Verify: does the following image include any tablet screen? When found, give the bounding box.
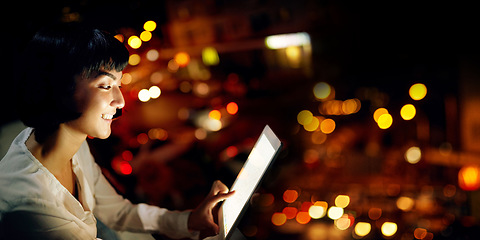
[219,125,281,239]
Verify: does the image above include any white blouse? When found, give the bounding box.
[0,128,199,239]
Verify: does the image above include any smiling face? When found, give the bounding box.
[65,69,125,139]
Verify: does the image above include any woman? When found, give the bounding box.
[0,23,233,239]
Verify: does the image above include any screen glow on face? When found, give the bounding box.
[222,134,275,237]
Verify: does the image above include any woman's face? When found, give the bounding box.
[66,69,125,139]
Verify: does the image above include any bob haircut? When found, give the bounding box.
[16,23,129,144]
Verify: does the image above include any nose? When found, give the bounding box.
[111,85,125,109]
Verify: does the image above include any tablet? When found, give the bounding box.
[218,125,282,240]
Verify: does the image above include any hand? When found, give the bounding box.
[188,180,235,239]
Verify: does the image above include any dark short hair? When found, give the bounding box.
[16,23,129,143]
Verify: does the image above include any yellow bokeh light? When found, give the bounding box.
[335,195,350,208]
[121,73,132,85]
[114,34,124,42]
[202,47,220,66]
[128,36,142,49]
[400,104,416,120]
[354,222,371,237]
[128,54,141,66]
[297,110,313,125]
[377,113,393,129]
[174,52,190,67]
[396,196,415,211]
[208,110,222,120]
[304,116,320,132]
[327,206,344,220]
[381,222,397,237]
[458,165,480,191]
[405,146,421,164]
[409,83,427,100]
[140,31,152,42]
[313,82,331,100]
[373,108,389,122]
[143,20,157,32]
[320,118,336,134]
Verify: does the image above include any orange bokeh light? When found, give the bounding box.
[283,189,299,203]
[296,211,311,224]
[226,102,239,115]
[174,52,190,67]
[271,213,287,226]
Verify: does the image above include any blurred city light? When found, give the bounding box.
[295,211,311,224]
[265,32,311,49]
[458,165,480,191]
[140,31,152,42]
[297,110,313,125]
[138,89,150,102]
[334,195,350,208]
[148,86,161,99]
[143,20,157,32]
[313,82,332,100]
[327,206,344,220]
[271,213,287,226]
[409,83,427,100]
[396,196,415,211]
[377,113,393,129]
[146,49,159,61]
[128,54,141,66]
[405,146,421,164]
[127,35,142,49]
[320,118,335,134]
[174,52,190,67]
[208,110,221,120]
[283,189,299,203]
[202,47,220,66]
[381,222,398,237]
[226,102,238,115]
[400,104,416,120]
[354,222,371,237]
[373,108,389,122]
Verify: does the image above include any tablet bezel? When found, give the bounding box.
[217,125,282,240]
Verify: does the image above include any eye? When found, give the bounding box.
[99,85,112,90]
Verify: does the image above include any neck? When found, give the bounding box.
[26,124,87,174]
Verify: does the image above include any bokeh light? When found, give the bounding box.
[377,113,393,129]
[226,102,238,115]
[304,116,320,132]
[381,222,397,237]
[296,211,311,224]
[334,195,350,208]
[148,86,161,99]
[396,196,415,211]
[174,52,190,67]
[327,206,344,220]
[320,118,335,134]
[400,104,416,120]
[409,83,427,100]
[140,31,152,42]
[282,207,298,219]
[373,108,389,122]
[458,165,480,191]
[143,20,157,31]
[297,110,313,125]
[313,82,332,100]
[405,146,421,164]
[138,89,150,102]
[354,222,371,237]
[208,110,222,120]
[128,35,142,49]
[202,47,220,66]
[128,54,141,66]
[283,189,299,203]
[271,213,287,226]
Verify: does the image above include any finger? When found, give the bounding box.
[208,191,235,205]
[211,180,229,195]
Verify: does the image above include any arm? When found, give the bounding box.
[91,162,198,239]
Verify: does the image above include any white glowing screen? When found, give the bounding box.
[221,134,275,238]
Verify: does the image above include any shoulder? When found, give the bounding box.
[0,128,55,212]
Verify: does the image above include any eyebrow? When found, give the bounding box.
[96,71,118,80]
